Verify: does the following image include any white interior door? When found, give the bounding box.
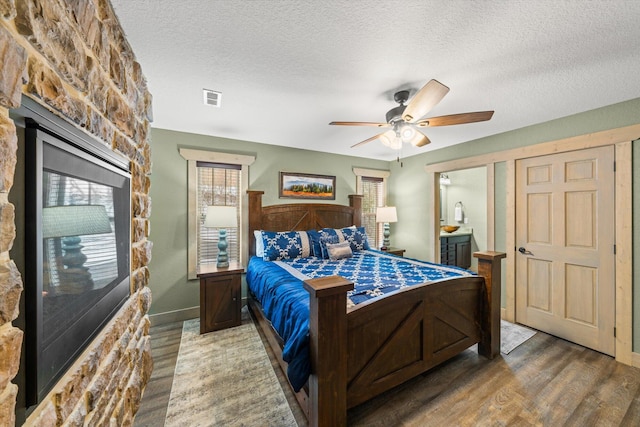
[515,146,615,356]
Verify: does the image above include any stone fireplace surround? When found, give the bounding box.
[1,1,153,425]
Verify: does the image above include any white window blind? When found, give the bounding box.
[196,162,241,269]
[362,176,384,249]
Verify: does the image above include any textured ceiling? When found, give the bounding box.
[110,0,640,161]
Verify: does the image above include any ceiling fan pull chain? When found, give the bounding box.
[396,149,404,168]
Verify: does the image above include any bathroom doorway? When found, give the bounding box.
[439,166,487,271]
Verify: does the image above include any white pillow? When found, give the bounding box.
[254,230,264,257]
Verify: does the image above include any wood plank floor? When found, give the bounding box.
[133,320,183,427]
[134,318,640,426]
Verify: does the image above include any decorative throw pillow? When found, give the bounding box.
[261,230,311,261]
[340,226,370,251]
[308,228,340,257]
[326,241,353,261]
[309,226,370,256]
[319,235,340,259]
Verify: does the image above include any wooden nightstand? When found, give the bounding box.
[197,262,244,334]
[381,247,406,257]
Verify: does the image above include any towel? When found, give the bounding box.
[454,205,463,222]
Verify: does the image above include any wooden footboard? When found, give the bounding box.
[303,251,506,427]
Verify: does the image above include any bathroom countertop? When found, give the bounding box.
[440,227,473,237]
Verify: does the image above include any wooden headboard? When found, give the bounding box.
[247,190,363,256]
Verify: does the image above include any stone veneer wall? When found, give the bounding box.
[0,1,153,425]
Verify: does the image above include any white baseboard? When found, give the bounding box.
[148,298,249,326]
[149,306,199,326]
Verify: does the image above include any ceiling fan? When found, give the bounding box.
[330,79,494,149]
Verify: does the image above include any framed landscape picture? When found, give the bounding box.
[279,172,336,200]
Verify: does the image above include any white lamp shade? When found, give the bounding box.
[204,205,237,228]
[399,124,415,142]
[42,205,112,239]
[376,206,397,223]
[379,130,402,150]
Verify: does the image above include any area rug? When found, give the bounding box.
[164,307,297,427]
[500,320,536,354]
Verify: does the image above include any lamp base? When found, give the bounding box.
[217,228,230,268]
[382,222,391,249]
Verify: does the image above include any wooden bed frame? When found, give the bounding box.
[246,190,506,427]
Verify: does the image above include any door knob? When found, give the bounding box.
[518,247,533,255]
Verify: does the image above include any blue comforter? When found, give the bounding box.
[246,250,474,391]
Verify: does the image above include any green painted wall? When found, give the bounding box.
[147,128,388,315]
[390,97,640,351]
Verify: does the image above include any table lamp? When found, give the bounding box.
[204,205,237,268]
[376,206,397,250]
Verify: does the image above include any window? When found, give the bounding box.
[180,149,255,279]
[361,177,384,247]
[353,168,390,249]
[196,162,240,269]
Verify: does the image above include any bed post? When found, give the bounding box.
[247,190,264,256]
[303,276,354,427]
[348,194,363,227]
[473,251,507,359]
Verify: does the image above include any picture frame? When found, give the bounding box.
[279,172,336,200]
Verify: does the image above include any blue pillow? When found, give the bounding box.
[341,226,370,251]
[261,230,312,261]
[308,228,339,257]
[319,235,340,259]
[309,226,370,256]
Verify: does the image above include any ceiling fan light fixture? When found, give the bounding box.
[399,124,415,143]
[380,130,402,150]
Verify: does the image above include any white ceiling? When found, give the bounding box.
[110,0,640,161]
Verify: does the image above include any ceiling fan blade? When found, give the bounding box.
[410,129,431,147]
[330,121,390,127]
[351,133,386,148]
[402,79,450,122]
[416,111,494,127]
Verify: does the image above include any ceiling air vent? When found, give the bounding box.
[203,89,222,107]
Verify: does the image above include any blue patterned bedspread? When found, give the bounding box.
[246,250,474,391]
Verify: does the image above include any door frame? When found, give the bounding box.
[425,124,640,365]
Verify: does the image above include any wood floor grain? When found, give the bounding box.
[133,320,183,427]
[134,317,640,426]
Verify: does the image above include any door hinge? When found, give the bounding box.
[613,244,617,255]
[614,327,617,337]
[614,161,616,172]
